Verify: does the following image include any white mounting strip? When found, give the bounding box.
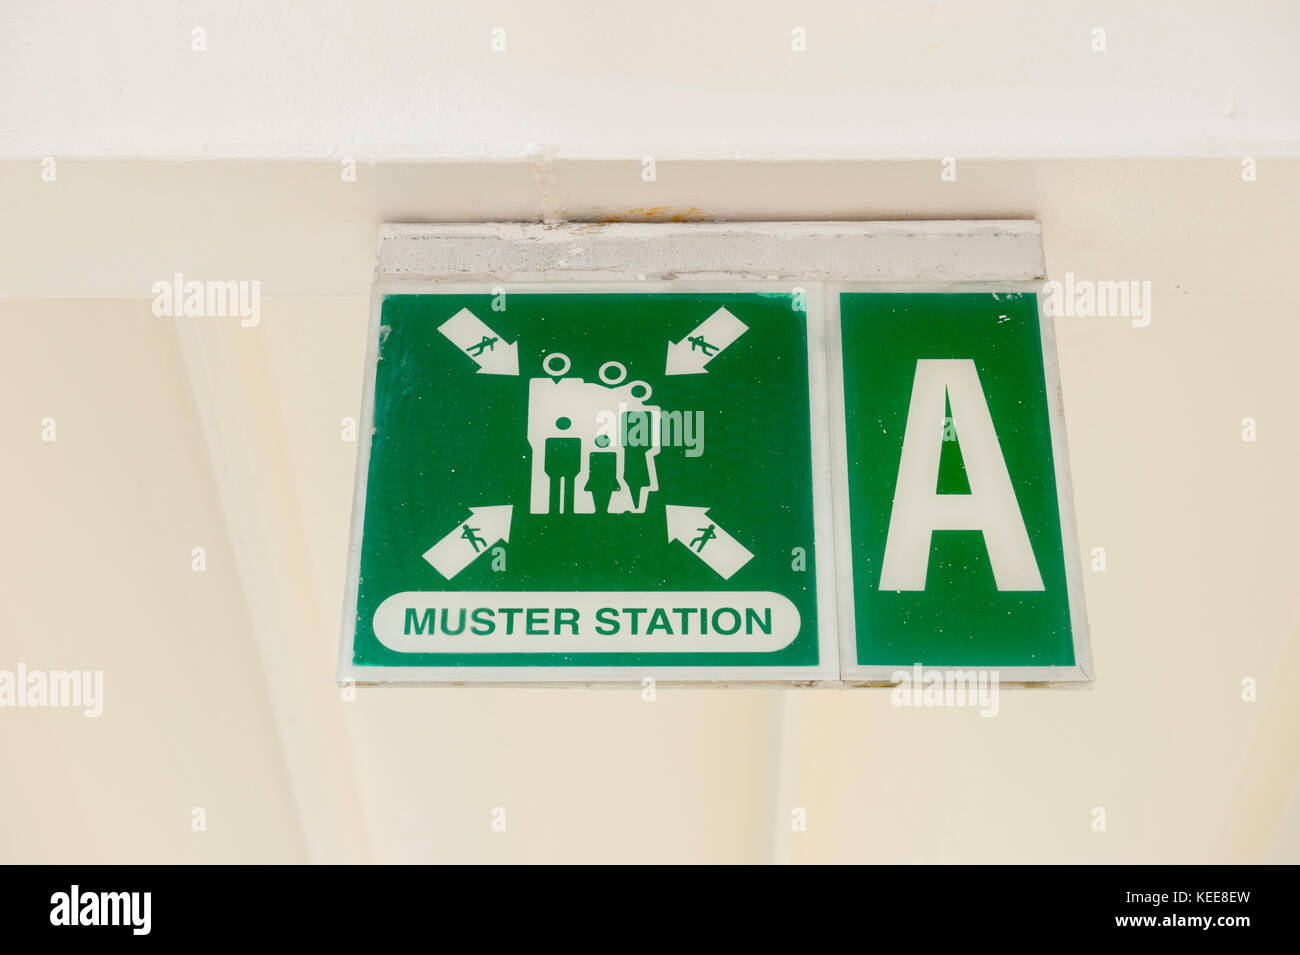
[376,221,1046,283]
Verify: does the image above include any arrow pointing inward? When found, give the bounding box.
[422,505,514,579]
[665,505,754,579]
[437,308,520,376]
[665,307,748,375]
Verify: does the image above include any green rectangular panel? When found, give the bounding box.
[837,291,1081,671]
[344,290,829,679]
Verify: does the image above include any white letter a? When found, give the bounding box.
[880,359,1044,591]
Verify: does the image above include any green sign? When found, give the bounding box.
[340,283,1090,685]
[341,290,835,682]
[833,291,1090,680]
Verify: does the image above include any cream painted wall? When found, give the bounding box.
[0,301,307,862]
[1,158,1296,862]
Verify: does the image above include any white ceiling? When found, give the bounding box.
[3,0,1298,160]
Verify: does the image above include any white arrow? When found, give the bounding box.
[665,307,748,375]
[422,505,514,579]
[437,308,520,376]
[665,505,754,579]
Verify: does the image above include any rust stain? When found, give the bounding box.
[600,206,709,223]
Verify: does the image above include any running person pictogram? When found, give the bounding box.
[460,524,487,552]
[687,335,719,356]
[465,335,498,357]
[689,524,717,552]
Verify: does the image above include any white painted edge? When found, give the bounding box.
[761,689,807,864]
[12,139,1298,162]
[337,279,841,686]
[174,320,371,861]
[828,281,1094,686]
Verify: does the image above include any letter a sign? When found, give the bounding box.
[830,291,1091,682]
[339,224,1092,686]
